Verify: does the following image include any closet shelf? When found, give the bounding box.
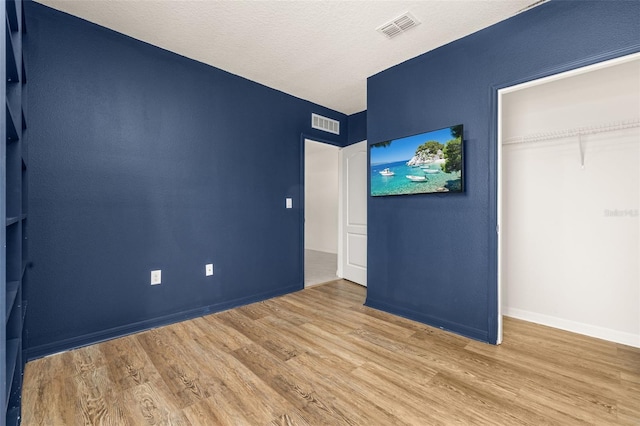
[503,118,640,145]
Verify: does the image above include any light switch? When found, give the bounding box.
[151,270,162,285]
[286,198,293,209]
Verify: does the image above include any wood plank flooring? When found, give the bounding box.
[22,280,639,425]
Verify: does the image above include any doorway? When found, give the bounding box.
[497,53,640,347]
[304,139,340,287]
[304,139,368,288]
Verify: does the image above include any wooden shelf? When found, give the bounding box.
[5,213,24,227]
[5,281,19,324]
[6,405,19,426]
[5,24,18,83]
[5,338,19,407]
[5,99,19,142]
[4,1,26,421]
[5,1,18,33]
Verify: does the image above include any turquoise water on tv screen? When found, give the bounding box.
[370,160,462,196]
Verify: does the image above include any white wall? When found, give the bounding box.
[305,140,339,253]
[501,58,640,347]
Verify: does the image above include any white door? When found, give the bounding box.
[338,141,367,286]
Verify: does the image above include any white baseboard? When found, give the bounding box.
[504,307,639,348]
[304,246,337,255]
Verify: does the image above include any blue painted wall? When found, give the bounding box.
[366,0,640,343]
[348,111,367,145]
[24,3,347,358]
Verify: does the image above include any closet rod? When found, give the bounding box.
[503,118,640,145]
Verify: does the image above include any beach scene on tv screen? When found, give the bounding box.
[370,124,463,196]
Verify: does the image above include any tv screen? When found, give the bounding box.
[370,124,463,196]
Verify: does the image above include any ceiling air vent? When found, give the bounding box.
[377,12,420,39]
[312,113,340,135]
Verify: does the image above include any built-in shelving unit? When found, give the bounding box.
[2,0,26,424]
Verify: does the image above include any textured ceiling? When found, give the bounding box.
[34,0,543,115]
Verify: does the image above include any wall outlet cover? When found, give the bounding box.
[205,264,214,276]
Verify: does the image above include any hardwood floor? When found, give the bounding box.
[22,280,639,425]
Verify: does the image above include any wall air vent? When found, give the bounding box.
[312,113,340,135]
[377,12,420,39]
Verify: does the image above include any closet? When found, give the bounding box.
[500,56,640,347]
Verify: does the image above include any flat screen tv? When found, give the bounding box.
[370,124,463,196]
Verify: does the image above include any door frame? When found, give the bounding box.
[492,49,640,344]
[300,134,343,288]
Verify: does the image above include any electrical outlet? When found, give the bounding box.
[151,270,162,285]
[205,264,214,276]
[286,198,293,209]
